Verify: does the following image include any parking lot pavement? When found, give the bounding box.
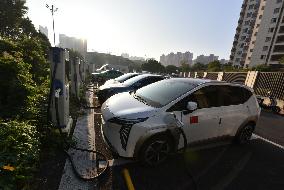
[95,138,284,190]
[94,109,284,190]
[255,111,284,146]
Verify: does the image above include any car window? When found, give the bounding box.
[242,88,253,102]
[115,73,138,82]
[219,85,244,106]
[123,75,150,86]
[142,77,163,86]
[167,85,220,111]
[135,79,198,107]
[132,76,162,88]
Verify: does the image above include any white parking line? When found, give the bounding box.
[252,133,284,149]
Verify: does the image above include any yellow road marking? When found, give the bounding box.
[122,168,135,190]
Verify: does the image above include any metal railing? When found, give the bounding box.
[179,71,284,100]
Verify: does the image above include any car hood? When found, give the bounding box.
[104,79,119,85]
[99,82,125,91]
[92,72,100,75]
[101,92,157,121]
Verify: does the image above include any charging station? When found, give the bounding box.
[49,47,73,134]
[79,59,86,83]
[70,57,81,98]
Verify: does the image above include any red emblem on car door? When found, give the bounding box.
[190,116,198,124]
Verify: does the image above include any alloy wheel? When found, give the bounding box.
[144,140,170,166]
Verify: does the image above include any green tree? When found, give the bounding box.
[207,61,221,72]
[165,65,179,74]
[222,63,235,72]
[180,61,190,72]
[251,64,272,72]
[0,1,53,188]
[191,62,207,71]
[141,59,165,73]
[0,48,36,119]
[0,0,27,38]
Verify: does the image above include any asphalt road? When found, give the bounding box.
[255,111,284,146]
[95,110,284,190]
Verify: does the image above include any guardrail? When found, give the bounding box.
[179,71,284,101]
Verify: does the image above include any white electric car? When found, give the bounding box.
[101,78,261,166]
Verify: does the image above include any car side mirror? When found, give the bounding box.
[187,101,197,111]
[183,101,197,115]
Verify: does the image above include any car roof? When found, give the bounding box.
[165,77,214,85]
[166,77,251,89]
[137,74,163,78]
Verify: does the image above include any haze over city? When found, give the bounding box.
[26,0,243,60]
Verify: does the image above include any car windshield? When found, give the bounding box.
[115,73,138,82]
[135,79,198,107]
[123,75,150,86]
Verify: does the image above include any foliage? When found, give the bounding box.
[222,63,235,72]
[0,121,40,190]
[165,65,179,74]
[251,64,273,72]
[180,62,190,72]
[207,61,221,72]
[190,62,207,71]
[141,59,165,73]
[0,49,35,119]
[279,56,284,65]
[0,0,52,189]
[86,52,142,72]
[0,41,50,124]
[0,0,27,39]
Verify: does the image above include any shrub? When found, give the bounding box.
[0,120,40,189]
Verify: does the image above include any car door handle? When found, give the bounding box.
[219,118,222,125]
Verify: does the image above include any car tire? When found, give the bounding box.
[235,124,254,144]
[272,106,281,114]
[139,134,173,167]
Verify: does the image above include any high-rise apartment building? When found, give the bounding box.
[59,34,87,58]
[121,53,145,61]
[160,51,193,67]
[230,0,284,67]
[39,25,48,38]
[193,54,219,65]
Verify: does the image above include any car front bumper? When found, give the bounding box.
[101,116,132,158]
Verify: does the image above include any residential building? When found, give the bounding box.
[220,59,229,64]
[230,0,284,67]
[59,34,87,58]
[39,25,48,37]
[121,53,145,61]
[160,51,193,67]
[193,54,219,65]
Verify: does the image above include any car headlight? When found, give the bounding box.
[108,117,148,150]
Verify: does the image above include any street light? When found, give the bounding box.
[46,4,58,46]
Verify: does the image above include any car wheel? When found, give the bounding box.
[236,124,254,144]
[139,135,172,167]
[272,106,281,114]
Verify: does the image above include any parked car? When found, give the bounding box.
[101,78,261,166]
[92,70,123,83]
[104,73,140,85]
[97,74,165,104]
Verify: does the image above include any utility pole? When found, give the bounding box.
[46,4,58,47]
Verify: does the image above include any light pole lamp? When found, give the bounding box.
[46,4,58,47]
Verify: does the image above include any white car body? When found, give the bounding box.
[101,78,261,158]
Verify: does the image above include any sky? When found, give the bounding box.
[25,0,243,60]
